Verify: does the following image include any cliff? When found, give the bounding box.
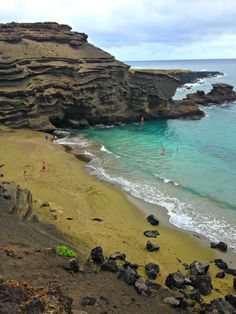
[0,22,203,130]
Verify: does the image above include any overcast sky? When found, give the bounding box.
[1,0,236,61]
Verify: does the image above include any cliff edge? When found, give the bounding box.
[0,22,203,130]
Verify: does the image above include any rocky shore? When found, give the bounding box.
[0,127,236,313]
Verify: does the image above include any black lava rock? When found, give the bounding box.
[210,241,228,252]
[109,252,126,261]
[146,214,159,226]
[145,263,160,280]
[216,271,225,279]
[134,277,152,297]
[189,261,209,276]
[90,246,105,264]
[101,260,119,273]
[165,272,186,289]
[225,268,236,276]
[190,274,212,296]
[118,266,140,286]
[203,298,234,313]
[225,294,236,308]
[146,240,160,252]
[214,258,228,270]
[143,230,160,238]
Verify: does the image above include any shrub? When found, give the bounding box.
[56,245,77,257]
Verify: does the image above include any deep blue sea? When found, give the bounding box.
[58,59,236,250]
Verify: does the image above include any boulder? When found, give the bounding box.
[101,260,119,273]
[146,214,159,226]
[234,278,236,290]
[203,298,235,313]
[216,271,225,279]
[145,280,162,291]
[163,297,188,310]
[225,294,236,308]
[145,263,160,280]
[146,240,160,252]
[184,289,202,303]
[190,274,212,296]
[165,272,186,289]
[134,277,152,297]
[214,258,228,270]
[189,261,209,276]
[109,252,126,261]
[163,297,179,307]
[210,241,228,252]
[68,258,80,273]
[118,266,140,286]
[143,230,160,238]
[90,246,105,264]
[122,261,138,270]
[225,268,236,276]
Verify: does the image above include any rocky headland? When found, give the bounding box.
[0,22,235,131]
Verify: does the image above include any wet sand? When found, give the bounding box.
[0,126,235,301]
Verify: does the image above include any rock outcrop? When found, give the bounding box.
[0,22,205,130]
[176,83,236,110]
[0,181,37,222]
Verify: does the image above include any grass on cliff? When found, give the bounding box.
[129,68,191,74]
[56,245,77,257]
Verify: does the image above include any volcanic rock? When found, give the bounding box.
[190,275,212,296]
[225,294,236,309]
[145,263,160,280]
[216,272,225,279]
[210,241,228,251]
[146,214,159,226]
[118,265,140,286]
[0,22,205,131]
[146,241,160,252]
[90,246,105,264]
[143,230,160,238]
[165,272,186,289]
[134,277,152,297]
[225,268,236,276]
[109,252,126,261]
[189,261,209,276]
[214,258,228,270]
[203,298,235,313]
[234,278,236,290]
[101,260,119,273]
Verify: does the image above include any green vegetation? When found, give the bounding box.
[129,68,191,74]
[56,245,77,257]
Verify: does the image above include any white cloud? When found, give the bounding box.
[0,0,236,60]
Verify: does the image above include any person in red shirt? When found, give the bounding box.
[41,161,46,172]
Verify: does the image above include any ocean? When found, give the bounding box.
[56,59,236,250]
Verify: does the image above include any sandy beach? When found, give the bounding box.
[0,125,235,302]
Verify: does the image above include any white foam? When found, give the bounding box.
[55,136,91,147]
[86,162,236,250]
[100,145,120,158]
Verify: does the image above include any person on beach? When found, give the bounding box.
[41,161,46,173]
[44,134,49,140]
[140,116,144,124]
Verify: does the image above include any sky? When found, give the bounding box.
[0,0,236,61]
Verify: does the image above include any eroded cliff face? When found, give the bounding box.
[0,22,202,130]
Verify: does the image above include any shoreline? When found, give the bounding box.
[0,126,235,302]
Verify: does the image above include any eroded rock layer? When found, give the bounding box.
[0,22,203,130]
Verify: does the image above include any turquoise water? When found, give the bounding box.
[59,59,236,249]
